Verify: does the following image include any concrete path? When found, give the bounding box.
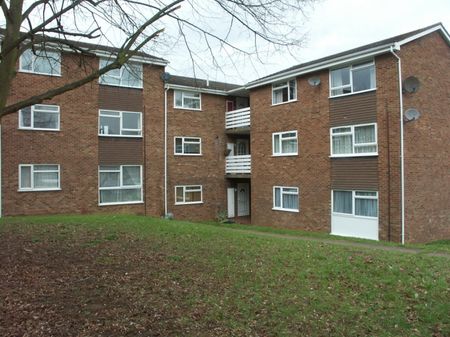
[226,228,450,259]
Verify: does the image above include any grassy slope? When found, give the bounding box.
[1,214,449,336]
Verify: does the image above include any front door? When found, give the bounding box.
[236,139,249,155]
[237,183,250,216]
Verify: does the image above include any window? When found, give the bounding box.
[330,62,375,96]
[273,186,299,212]
[19,104,60,131]
[99,165,142,205]
[19,164,60,191]
[273,131,298,156]
[99,59,143,88]
[175,185,202,205]
[174,137,201,155]
[272,79,296,105]
[19,49,61,76]
[333,190,378,218]
[174,90,201,110]
[331,123,377,156]
[99,110,142,137]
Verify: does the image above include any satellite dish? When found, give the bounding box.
[404,108,421,122]
[403,76,420,93]
[308,77,321,86]
[160,72,171,82]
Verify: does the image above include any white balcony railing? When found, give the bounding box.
[225,107,250,129]
[226,155,251,175]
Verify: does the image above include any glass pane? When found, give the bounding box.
[282,193,298,210]
[175,91,183,107]
[20,166,32,189]
[185,191,201,202]
[120,188,141,202]
[273,134,280,153]
[34,51,59,75]
[289,80,296,100]
[34,165,58,171]
[99,165,120,171]
[282,138,297,153]
[99,115,120,135]
[122,166,141,186]
[100,189,120,204]
[34,171,58,189]
[274,188,281,207]
[33,110,59,129]
[20,107,32,127]
[175,138,183,153]
[355,191,377,197]
[100,188,141,203]
[21,49,33,70]
[332,134,352,154]
[122,112,141,130]
[99,172,120,187]
[352,65,375,92]
[332,127,351,134]
[283,188,298,193]
[331,67,350,88]
[186,186,201,191]
[355,145,377,153]
[121,63,142,87]
[333,191,352,214]
[184,143,200,154]
[176,187,184,203]
[35,104,59,112]
[355,198,378,217]
[184,97,200,109]
[273,88,283,104]
[355,125,375,144]
[122,130,141,136]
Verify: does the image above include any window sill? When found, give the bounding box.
[175,201,203,206]
[174,153,202,156]
[271,99,298,107]
[98,134,143,138]
[272,153,298,157]
[18,188,61,192]
[329,88,376,99]
[18,69,62,77]
[99,201,144,206]
[173,107,202,111]
[19,127,60,132]
[330,153,378,158]
[272,207,299,213]
[99,83,143,90]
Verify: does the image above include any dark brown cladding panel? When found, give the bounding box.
[99,85,143,112]
[331,157,378,190]
[329,91,377,127]
[98,137,143,165]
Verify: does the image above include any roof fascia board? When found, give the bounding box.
[246,43,395,89]
[398,25,450,46]
[165,83,229,96]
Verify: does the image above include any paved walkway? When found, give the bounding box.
[226,228,450,258]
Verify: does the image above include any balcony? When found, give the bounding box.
[225,107,250,133]
[226,155,251,177]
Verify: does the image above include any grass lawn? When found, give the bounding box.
[1,214,449,337]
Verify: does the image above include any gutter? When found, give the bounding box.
[164,87,169,216]
[390,43,405,245]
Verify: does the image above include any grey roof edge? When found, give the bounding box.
[246,23,449,89]
[0,28,169,65]
[165,74,246,95]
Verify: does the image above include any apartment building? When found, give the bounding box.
[1,23,449,243]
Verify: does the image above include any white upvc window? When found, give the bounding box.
[99,165,143,205]
[19,49,61,76]
[99,110,142,137]
[174,137,202,155]
[99,59,143,88]
[175,185,203,205]
[19,164,60,191]
[273,186,299,212]
[174,90,201,110]
[332,190,378,218]
[330,61,376,97]
[273,130,298,156]
[330,123,377,157]
[19,104,60,131]
[272,79,297,105]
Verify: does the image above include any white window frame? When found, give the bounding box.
[98,59,143,89]
[330,123,378,157]
[98,165,143,206]
[174,137,202,156]
[18,104,60,131]
[98,110,142,137]
[175,185,203,205]
[19,49,62,76]
[272,130,298,156]
[272,186,299,212]
[174,90,202,110]
[272,79,297,105]
[332,190,378,219]
[18,164,61,191]
[329,61,376,97]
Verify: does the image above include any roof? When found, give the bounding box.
[167,75,242,91]
[0,28,168,65]
[246,23,449,89]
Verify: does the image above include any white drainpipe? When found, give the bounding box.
[164,87,168,216]
[390,44,405,245]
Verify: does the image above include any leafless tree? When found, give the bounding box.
[0,0,313,117]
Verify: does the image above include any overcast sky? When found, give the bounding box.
[164,0,450,84]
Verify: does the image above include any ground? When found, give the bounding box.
[0,215,449,337]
